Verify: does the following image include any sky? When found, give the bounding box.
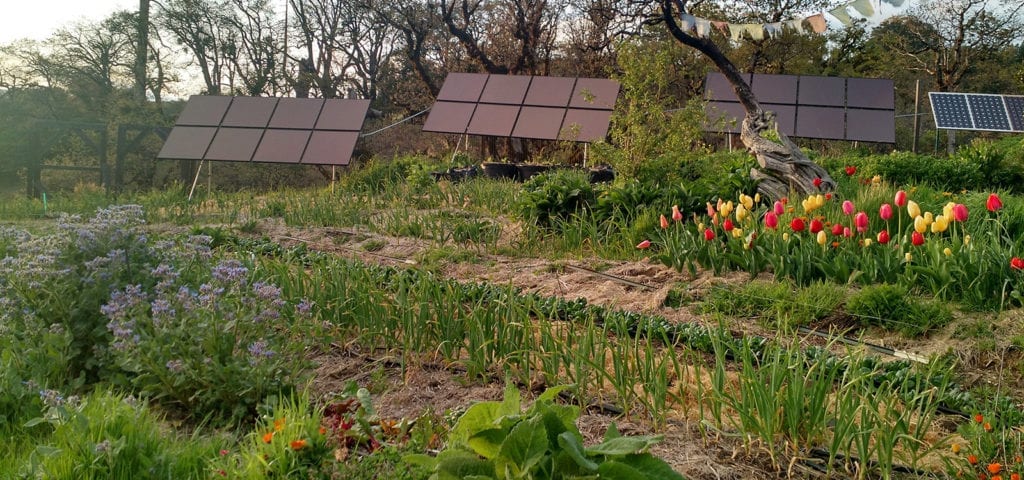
[1,0,134,44]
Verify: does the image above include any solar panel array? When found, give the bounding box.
[423,73,620,142]
[157,95,371,166]
[704,72,896,143]
[929,92,1024,132]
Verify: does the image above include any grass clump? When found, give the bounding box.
[845,284,953,337]
[697,280,844,329]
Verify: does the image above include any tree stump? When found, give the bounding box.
[741,110,835,201]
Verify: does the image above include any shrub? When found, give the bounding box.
[517,170,597,229]
[871,151,982,191]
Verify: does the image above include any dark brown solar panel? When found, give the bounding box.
[252,129,311,163]
[221,97,278,127]
[268,98,325,129]
[559,109,612,142]
[436,72,488,102]
[467,104,520,136]
[302,131,359,165]
[205,128,264,162]
[705,101,745,133]
[766,104,796,136]
[422,101,477,133]
[479,75,531,105]
[316,99,371,131]
[524,76,576,106]
[847,78,894,109]
[512,106,566,140]
[846,109,895,142]
[704,72,753,101]
[796,107,845,139]
[570,78,619,109]
[798,77,846,106]
[157,126,217,159]
[175,95,232,126]
[753,75,798,104]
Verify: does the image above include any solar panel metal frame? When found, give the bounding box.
[929,92,1024,133]
[966,94,1012,132]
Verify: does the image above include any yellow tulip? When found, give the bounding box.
[736,204,748,222]
[720,201,734,218]
[863,238,873,247]
[754,193,761,203]
[905,252,913,262]
[907,200,921,219]
[871,175,881,185]
[783,232,790,241]
[801,197,815,213]
[732,227,744,238]
[923,211,934,226]
[964,235,971,245]
[816,230,827,246]
[914,215,927,234]
[943,202,955,219]
[944,247,952,256]
[698,222,705,231]
[931,215,949,233]
[739,194,754,211]
[814,194,825,209]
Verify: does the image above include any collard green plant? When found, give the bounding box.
[406,384,683,480]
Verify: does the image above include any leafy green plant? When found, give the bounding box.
[406,384,683,480]
[845,283,952,336]
[517,170,597,230]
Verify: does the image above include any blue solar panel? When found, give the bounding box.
[1006,96,1024,132]
[930,93,973,130]
[967,94,1012,131]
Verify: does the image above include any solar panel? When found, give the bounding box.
[846,109,896,143]
[158,96,370,166]
[422,101,477,134]
[705,101,745,133]
[796,107,845,139]
[480,75,531,105]
[512,106,566,140]
[1006,96,1024,131]
[847,78,895,109]
[797,76,845,107]
[704,72,751,101]
[966,94,1012,131]
[524,76,576,106]
[767,104,796,136]
[559,109,613,141]
[436,72,488,102]
[930,93,973,130]
[752,75,798,104]
[570,78,620,109]
[467,104,520,137]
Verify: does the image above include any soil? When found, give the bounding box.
[248,218,1023,479]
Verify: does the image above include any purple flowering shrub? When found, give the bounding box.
[103,258,312,424]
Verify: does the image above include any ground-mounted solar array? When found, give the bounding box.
[929,92,1024,132]
[423,73,620,142]
[704,73,896,143]
[157,96,371,166]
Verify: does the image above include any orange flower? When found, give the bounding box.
[262,432,274,444]
[274,418,286,432]
[969,454,979,465]
[993,475,1003,480]
[985,422,993,432]
[991,464,1003,474]
[952,443,962,453]
[290,439,308,450]
[1010,473,1019,480]
[975,414,985,423]
[318,426,327,435]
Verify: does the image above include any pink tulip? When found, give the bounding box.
[953,203,968,222]
[879,203,893,221]
[843,227,852,238]
[706,202,715,217]
[773,200,784,216]
[672,205,683,222]
[636,240,651,249]
[660,215,669,230]
[895,190,907,207]
[765,211,779,229]
[987,193,1003,212]
[854,212,869,233]
[842,200,855,216]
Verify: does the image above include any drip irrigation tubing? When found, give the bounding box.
[359,108,431,138]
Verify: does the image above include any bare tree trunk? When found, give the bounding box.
[134,0,150,104]
[660,0,834,200]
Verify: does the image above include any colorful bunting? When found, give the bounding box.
[850,0,875,17]
[828,5,854,25]
[678,0,894,42]
[805,13,828,33]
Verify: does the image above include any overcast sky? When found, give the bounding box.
[1,0,133,44]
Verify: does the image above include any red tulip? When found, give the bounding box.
[723,218,734,232]
[895,190,907,207]
[1012,257,1024,270]
[813,177,822,189]
[831,223,844,236]
[842,200,855,215]
[636,240,651,249]
[854,211,869,233]
[660,214,669,230]
[704,228,715,241]
[672,204,683,222]
[809,218,823,234]
[987,193,1003,212]
[877,230,890,244]
[879,203,893,221]
[845,165,856,176]
[790,217,806,232]
[825,193,833,200]
[773,200,784,216]
[911,231,925,246]
[765,211,779,229]
[953,203,968,222]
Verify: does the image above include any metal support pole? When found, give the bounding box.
[912,79,921,153]
[188,159,205,201]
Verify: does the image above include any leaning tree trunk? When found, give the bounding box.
[660,0,835,200]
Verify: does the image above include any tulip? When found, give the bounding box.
[965,235,971,245]
[739,194,754,211]
[790,217,806,232]
[854,212,869,233]
[816,230,827,246]
[877,230,890,244]
[895,190,907,207]
[862,238,873,247]
[843,227,853,238]
[754,193,761,203]
[813,177,822,189]
[660,214,669,229]
[911,231,925,246]
[953,203,968,222]
[736,204,748,222]
[773,200,784,216]
[744,232,756,250]
[706,202,716,217]
[703,228,715,241]
[931,215,949,233]
[723,218,734,232]
[810,218,824,234]
[987,193,1003,212]
[636,240,651,249]
[831,223,844,236]
[1012,257,1024,270]
[871,175,881,185]
[672,204,683,222]
[879,203,893,220]
[732,227,744,238]
[720,201,734,217]
[905,252,913,262]
[944,247,952,256]
[924,211,934,226]
[943,202,955,219]
[842,200,855,215]
[825,192,833,200]
[914,215,927,234]
[907,200,921,219]
[845,165,856,176]
[765,211,779,229]
[814,194,825,209]
[783,232,790,241]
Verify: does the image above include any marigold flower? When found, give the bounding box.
[1012,257,1024,270]
[274,418,286,432]
[990,464,1003,474]
[290,439,308,450]
[951,443,961,453]
[912,231,925,246]
[975,413,984,423]
[765,212,779,229]
[969,454,979,465]
[660,214,669,230]
[987,193,1003,212]
[895,190,907,207]
[877,230,890,245]
[842,200,855,215]
[880,203,893,220]
[790,217,806,232]
[263,432,274,444]
[1011,473,1020,480]
[704,228,715,241]
[672,205,683,222]
[636,240,651,250]
[825,192,833,200]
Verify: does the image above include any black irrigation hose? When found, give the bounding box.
[806,448,942,478]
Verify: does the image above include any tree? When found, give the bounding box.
[134,0,151,103]
[156,0,235,95]
[657,0,834,199]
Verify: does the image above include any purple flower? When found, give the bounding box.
[212,259,248,284]
[251,282,282,302]
[166,359,185,373]
[295,299,313,317]
[150,299,174,326]
[39,389,64,407]
[101,284,146,320]
[247,340,275,364]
